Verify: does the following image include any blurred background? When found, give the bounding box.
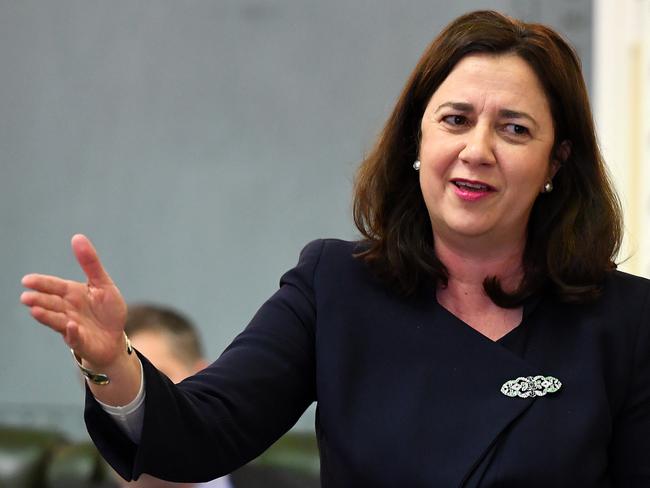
[1,0,648,446]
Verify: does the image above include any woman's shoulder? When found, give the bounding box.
[296,238,369,269]
[291,238,379,289]
[603,269,650,301]
[590,270,650,326]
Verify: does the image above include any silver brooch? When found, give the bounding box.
[500,375,562,398]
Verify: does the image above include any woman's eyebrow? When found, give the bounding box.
[498,109,539,129]
[434,101,473,114]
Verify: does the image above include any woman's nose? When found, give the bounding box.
[457,125,496,166]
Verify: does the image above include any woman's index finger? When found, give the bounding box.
[21,274,69,295]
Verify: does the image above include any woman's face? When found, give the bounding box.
[418,53,559,249]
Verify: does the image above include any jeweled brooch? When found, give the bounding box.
[500,375,562,398]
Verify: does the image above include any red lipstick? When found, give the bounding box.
[450,178,495,202]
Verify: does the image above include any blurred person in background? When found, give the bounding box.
[113,304,233,488]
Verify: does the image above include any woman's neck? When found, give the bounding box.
[434,234,525,304]
[433,234,526,340]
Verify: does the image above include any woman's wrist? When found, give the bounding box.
[82,340,143,407]
[72,332,133,385]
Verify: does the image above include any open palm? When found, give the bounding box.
[21,234,128,368]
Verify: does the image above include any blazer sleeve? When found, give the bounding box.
[84,240,324,482]
[610,283,650,486]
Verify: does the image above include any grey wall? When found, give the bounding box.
[1,0,592,439]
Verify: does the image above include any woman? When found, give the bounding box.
[20,10,649,487]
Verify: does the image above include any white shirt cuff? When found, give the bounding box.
[95,357,146,444]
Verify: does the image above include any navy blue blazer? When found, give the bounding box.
[85,239,650,487]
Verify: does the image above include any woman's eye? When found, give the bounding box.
[504,123,529,136]
[442,115,468,126]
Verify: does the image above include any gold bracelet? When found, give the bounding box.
[70,332,133,385]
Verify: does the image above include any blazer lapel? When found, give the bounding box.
[417,299,542,487]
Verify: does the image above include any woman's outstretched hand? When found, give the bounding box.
[21,234,128,369]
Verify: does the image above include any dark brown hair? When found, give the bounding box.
[353,10,622,305]
[125,304,204,366]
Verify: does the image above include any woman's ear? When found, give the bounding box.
[551,140,571,177]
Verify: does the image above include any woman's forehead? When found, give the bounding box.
[426,53,551,117]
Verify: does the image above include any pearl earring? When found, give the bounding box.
[412,160,421,171]
[543,181,553,193]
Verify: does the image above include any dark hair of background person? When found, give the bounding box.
[352,9,623,307]
[124,304,204,367]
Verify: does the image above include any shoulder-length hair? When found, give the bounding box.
[353,10,622,306]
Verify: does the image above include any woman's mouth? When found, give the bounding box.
[451,179,495,201]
